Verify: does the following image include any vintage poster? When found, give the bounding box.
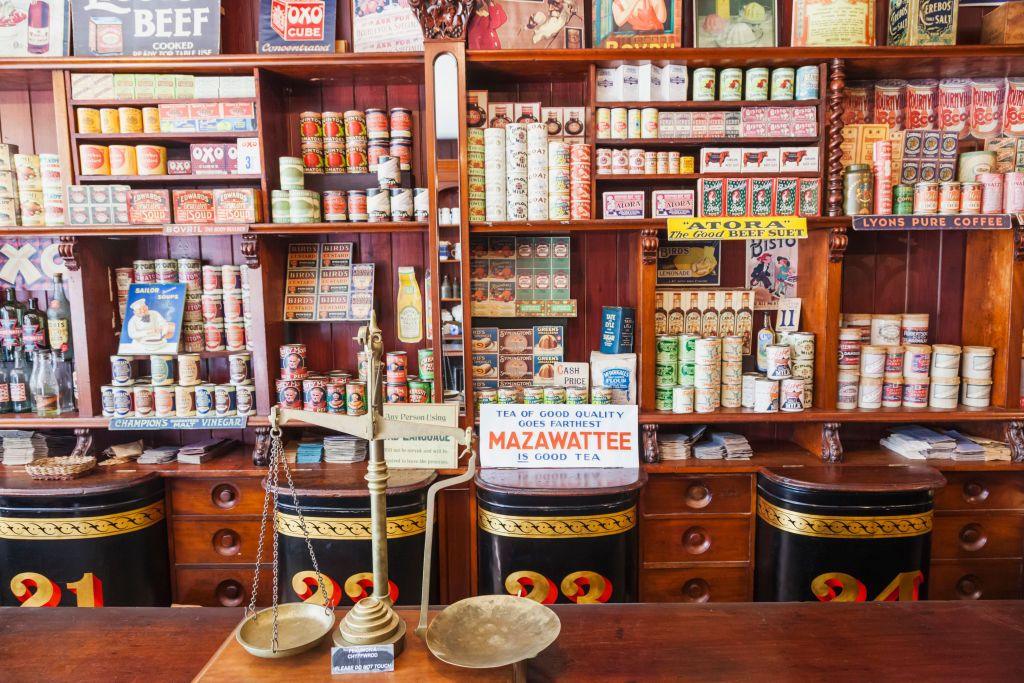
[118,283,186,354]
[694,0,776,47]
[258,0,337,53]
[351,0,423,52]
[72,0,220,56]
[592,0,682,48]
[467,0,585,50]
[746,238,798,310]
[0,0,70,56]
[657,242,721,286]
[790,0,875,46]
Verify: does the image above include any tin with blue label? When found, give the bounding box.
[215,384,237,416]
[795,66,820,101]
[196,383,217,416]
[110,355,134,386]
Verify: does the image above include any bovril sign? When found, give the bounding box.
[72,0,221,56]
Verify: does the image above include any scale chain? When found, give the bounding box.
[279,444,332,615]
[245,427,277,620]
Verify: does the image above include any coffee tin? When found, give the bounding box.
[215,384,238,416]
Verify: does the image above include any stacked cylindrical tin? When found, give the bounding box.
[570,142,592,219]
[467,128,486,222]
[527,123,548,220]
[548,139,570,220]
[505,123,528,221]
[484,127,506,221]
[299,111,327,174]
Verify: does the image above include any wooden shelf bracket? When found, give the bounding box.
[253,425,271,466]
[410,0,473,40]
[642,423,660,463]
[1006,421,1024,463]
[641,228,659,265]
[822,422,843,463]
[829,226,848,262]
[240,234,260,269]
[71,428,93,458]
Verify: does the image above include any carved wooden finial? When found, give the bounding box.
[641,228,658,265]
[240,234,260,269]
[58,235,79,271]
[822,422,843,463]
[829,226,848,263]
[408,0,475,40]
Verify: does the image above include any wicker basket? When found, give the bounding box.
[25,455,97,480]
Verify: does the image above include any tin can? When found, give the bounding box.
[770,68,795,100]
[276,379,302,408]
[112,386,135,417]
[795,66,819,100]
[564,386,588,405]
[300,378,326,412]
[225,353,250,384]
[224,319,245,352]
[152,259,177,284]
[386,351,408,383]
[390,140,412,171]
[893,184,914,214]
[132,384,154,417]
[324,381,346,413]
[693,68,716,101]
[958,182,982,214]
[367,139,390,171]
[656,361,677,387]
[719,68,743,101]
[110,355,134,386]
[625,108,640,139]
[495,387,518,404]
[745,68,769,101]
[195,383,216,415]
[100,385,116,417]
[655,386,674,411]
[76,107,101,133]
[136,145,167,175]
[280,344,307,379]
[200,292,223,321]
[364,108,389,140]
[766,344,793,380]
[543,386,566,404]
[99,108,119,133]
[939,181,961,214]
[477,389,497,406]
[978,172,1004,214]
[133,259,156,283]
[386,382,408,404]
[141,107,161,133]
[641,107,659,138]
[655,334,679,364]
[844,164,873,216]
[345,141,368,174]
[211,384,236,416]
[202,320,225,351]
[695,337,722,365]
[199,265,220,292]
[221,265,241,291]
[346,381,367,415]
[902,378,929,407]
[174,385,196,417]
[233,384,254,416]
[913,181,938,214]
[222,291,243,321]
[695,385,720,413]
[778,378,804,412]
[671,386,694,413]
[417,348,435,381]
[389,107,412,139]
[596,108,611,139]
[108,145,137,176]
[117,107,143,132]
[348,190,368,221]
[299,112,323,143]
[147,354,173,386]
[409,380,431,404]
[173,353,199,387]
[153,385,175,417]
[279,156,305,191]
[741,372,759,408]
[389,188,413,222]
[754,377,780,413]
[523,386,544,404]
[610,107,628,138]
[1005,172,1024,213]
[591,386,612,405]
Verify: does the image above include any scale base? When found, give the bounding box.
[333,596,407,656]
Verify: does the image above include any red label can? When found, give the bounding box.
[323,191,348,221]
[389,108,412,138]
[386,351,408,383]
[322,112,344,142]
[203,321,225,351]
[343,110,367,138]
[365,108,389,139]
[277,379,303,409]
[280,344,307,379]
[386,382,408,404]
[303,378,327,412]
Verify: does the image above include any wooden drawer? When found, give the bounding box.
[170,478,265,517]
[643,518,750,564]
[934,472,1024,512]
[643,475,751,517]
[928,560,1023,600]
[172,519,269,565]
[931,514,1024,560]
[640,566,750,602]
[175,564,272,607]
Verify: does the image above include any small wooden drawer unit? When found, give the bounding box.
[643,475,752,516]
[640,567,751,603]
[643,518,751,564]
[929,560,1023,600]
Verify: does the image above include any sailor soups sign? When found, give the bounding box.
[72,0,221,56]
[479,404,639,468]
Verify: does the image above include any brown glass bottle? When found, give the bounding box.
[701,292,720,338]
[654,292,667,335]
[736,291,754,355]
[719,292,736,337]
[684,292,702,335]
[667,293,684,334]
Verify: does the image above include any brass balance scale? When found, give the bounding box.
[235,312,560,677]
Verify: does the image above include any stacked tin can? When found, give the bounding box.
[872,140,893,214]
[199,263,249,352]
[467,128,486,222]
[505,123,528,220]
[477,383,609,407]
[527,123,549,220]
[569,143,592,220]
[299,111,327,174]
[484,128,506,221]
[102,351,254,419]
[548,139,570,220]
[344,110,369,174]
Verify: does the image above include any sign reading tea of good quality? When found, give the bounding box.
[480,404,638,469]
[72,0,221,56]
[258,0,337,53]
[668,216,807,241]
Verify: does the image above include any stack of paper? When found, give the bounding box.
[657,426,706,461]
[881,426,957,460]
[0,431,66,465]
[296,440,324,464]
[178,438,233,464]
[694,441,726,459]
[324,435,368,464]
[709,432,752,459]
[950,432,1012,462]
[942,430,987,462]
[138,445,179,464]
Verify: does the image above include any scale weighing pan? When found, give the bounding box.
[425,594,560,669]
[236,603,336,659]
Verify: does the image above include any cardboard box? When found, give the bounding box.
[652,190,695,217]
[660,64,688,102]
[601,307,635,354]
[780,147,820,173]
[195,77,220,99]
[888,0,958,45]
[113,74,136,99]
[172,190,216,224]
[638,64,662,101]
[237,138,262,175]
[602,191,645,219]
[616,65,640,101]
[70,73,114,100]
[128,189,171,225]
[742,148,781,173]
[213,188,260,223]
[701,148,741,173]
[982,2,1024,45]
[596,68,617,102]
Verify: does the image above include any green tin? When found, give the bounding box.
[893,184,914,215]
[655,385,674,411]
[656,362,677,387]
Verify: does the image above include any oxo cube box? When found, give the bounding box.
[190,144,232,175]
[272,0,327,41]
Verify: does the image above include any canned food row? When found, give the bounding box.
[476,385,614,405]
[110,352,252,387]
[102,383,254,418]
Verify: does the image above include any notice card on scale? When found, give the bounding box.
[384,403,459,469]
[479,404,639,468]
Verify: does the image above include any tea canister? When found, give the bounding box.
[844,164,873,216]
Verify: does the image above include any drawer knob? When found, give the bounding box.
[684,482,712,509]
[683,526,711,555]
[958,523,988,552]
[955,574,983,600]
[213,528,242,557]
[681,578,711,603]
[211,483,240,510]
[962,481,989,504]
[216,579,245,607]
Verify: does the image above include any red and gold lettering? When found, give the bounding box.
[343,572,399,604]
[11,572,62,607]
[291,570,341,607]
[505,570,557,604]
[67,573,104,607]
[561,571,613,604]
[811,572,866,603]
[874,571,924,602]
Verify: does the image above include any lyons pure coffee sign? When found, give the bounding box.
[72,0,221,56]
[258,0,336,53]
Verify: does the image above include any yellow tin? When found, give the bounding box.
[76,107,101,134]
[99,108,120,134]
[118,107,144,133]
[142,107,161,133]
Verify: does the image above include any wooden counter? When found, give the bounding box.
[1,602,1022,682]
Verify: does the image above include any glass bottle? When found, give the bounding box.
[684,292,702,336]
[32,350,59,417]
[0,364,9,413]
[756,313,775,372]
[654,293,667,335]
[47,273,73,360]
[22,297,47,352]
[440,275,453,299]
[28,350,41,411]
[719,292,736,337]
[489,105,511,128]
[9,349,30,413]
[544,110,562,136]
[667,293,684,335]
[737,291,754,355]
[55,350,75,412]
[701,292,720,338]
[396,266,423,344]
[564,110,584,136]
[0,289,21,364]
[27,0,51,54]
[452,278,461,299]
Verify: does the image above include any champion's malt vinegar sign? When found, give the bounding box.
[668,216,808,241]
[479,404,639,468]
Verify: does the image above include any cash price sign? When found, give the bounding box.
[479,404,639,468]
